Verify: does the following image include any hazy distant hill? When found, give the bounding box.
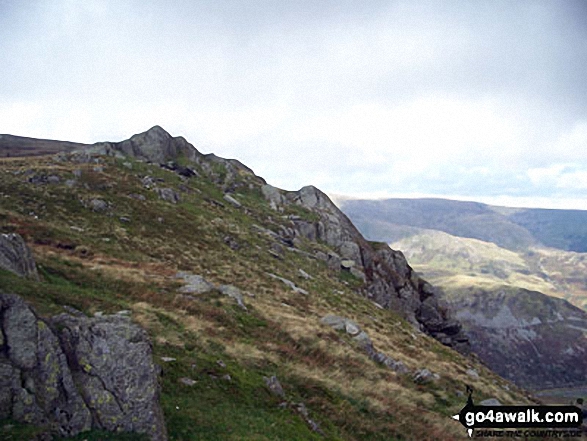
[339,197,587,253]
[339,197,587,391]
[0,134,88,157]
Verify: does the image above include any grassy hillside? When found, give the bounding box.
[0,153,533,440]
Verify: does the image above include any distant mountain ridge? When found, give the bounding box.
[0,134,89,157]
[338,196,587,392]
[338,197,587,253]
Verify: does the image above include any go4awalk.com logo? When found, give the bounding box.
[451,389,584,438]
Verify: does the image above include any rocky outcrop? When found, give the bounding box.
[321,315,409,374]
[84,126,201,165]
[0,293,167,440]
[0,233,39,280]
[449,286,587,390]
[277,186,469,352]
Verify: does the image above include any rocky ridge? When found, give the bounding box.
[76,126,469,352]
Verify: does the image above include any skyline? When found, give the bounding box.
[2,1,587,209]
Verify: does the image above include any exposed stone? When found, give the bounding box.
[261,184,285,209]
[179,377,196,386]
[340,259,355,270]
[223,194,242,208]
[219,285,247,310]
[298,269,312,280]
[89,198,108,212]
[267,273,309,295]
[413,368,437,384]
[344,321,361,336]
[0,233,39,280]
[284,185,469,352]
[155,187,180,204]
[479,398,502,406]
[320,315,347,331]
[53,311,167,440]
[371,353,409,374]
[264,375,285,398]
[223,235,240,251]
[128,193,146,201]
[176,273,215,295]
[466,368,480,379]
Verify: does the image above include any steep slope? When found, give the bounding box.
[0,127,533,440]
[446,285,587,391]
[338,197,587,392]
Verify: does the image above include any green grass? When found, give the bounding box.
[0,153,535,440]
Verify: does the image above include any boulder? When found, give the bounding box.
[89,198,108,212]
[177,273,215,294]
[0,293,167,441]
[155,187,180,204]
[0,233,39,280]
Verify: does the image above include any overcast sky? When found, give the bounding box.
[2,0,587,209]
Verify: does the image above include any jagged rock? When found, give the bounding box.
[0,294,93,437]
[89,126,197,165]
[0,233,39,280]
[263,375,285,398]
[284,185,469,351]
[155,187,180,204]
[0,293,167,440]
[53,312,167,440]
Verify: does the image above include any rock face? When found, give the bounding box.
[449,286,587,390]
[0,233,39,280]
[280,186,469,352]
[0,293,167,440]
[86,126,201,165]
